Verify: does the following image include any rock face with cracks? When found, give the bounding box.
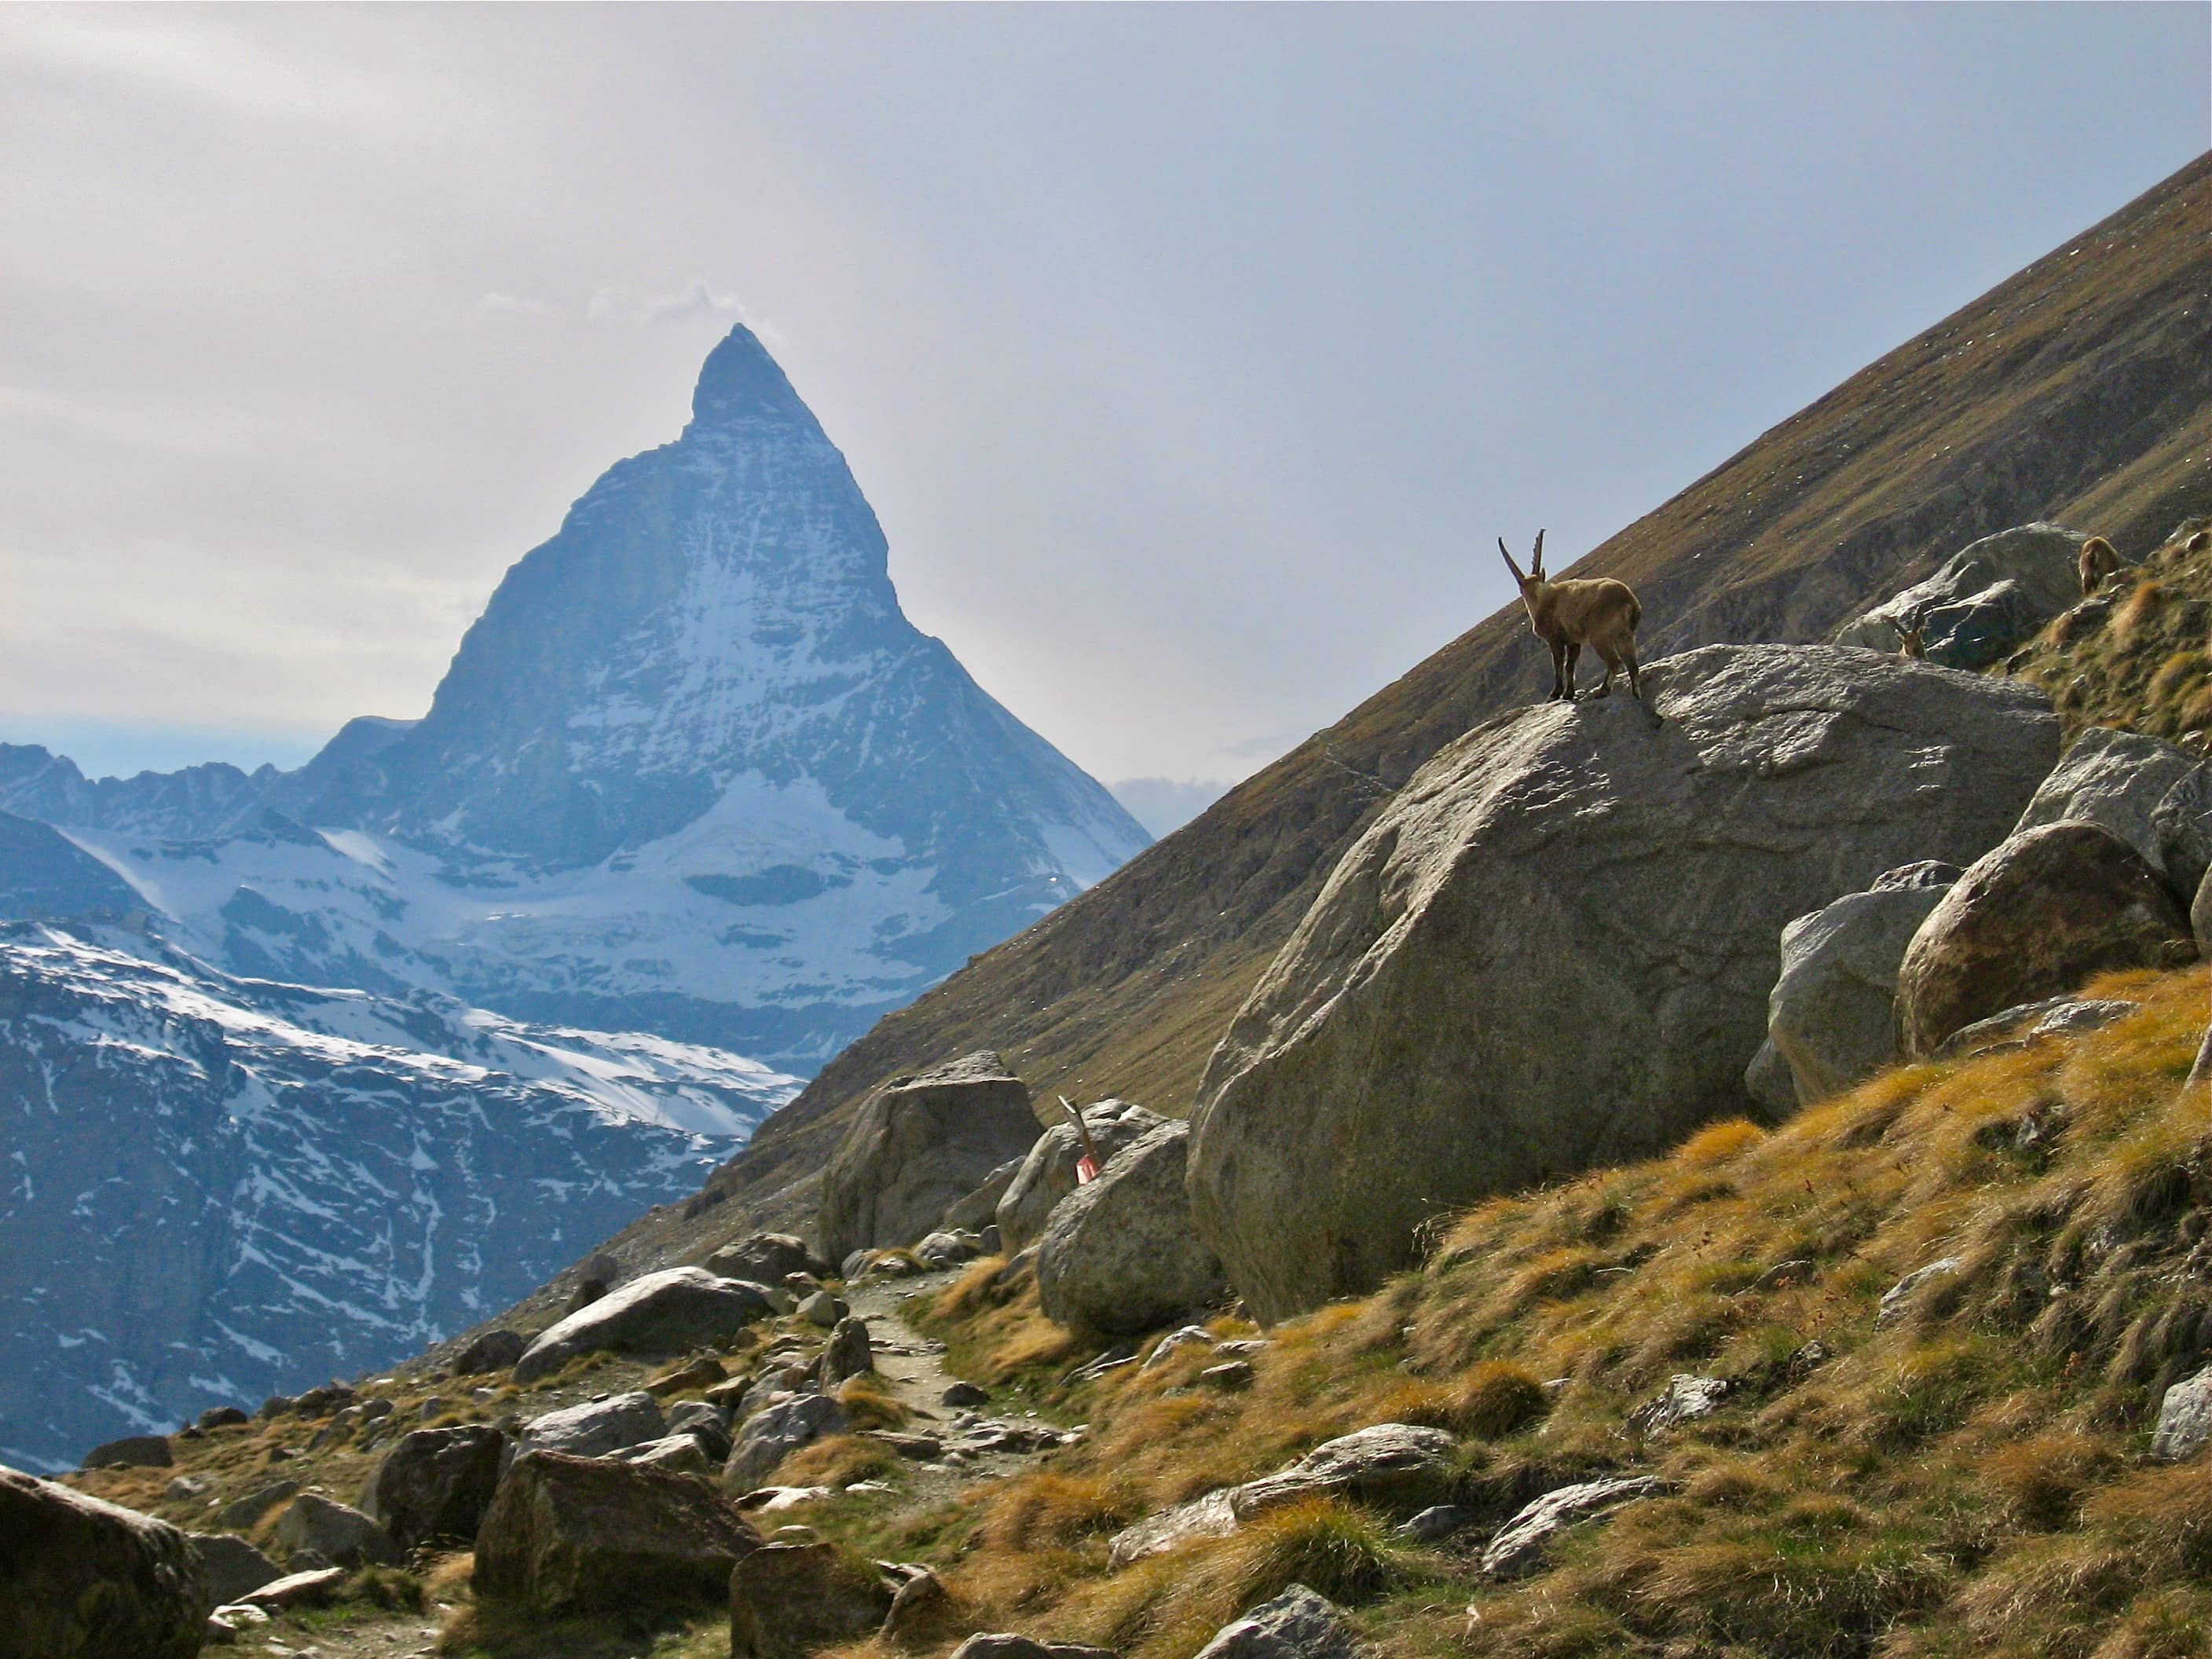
[815,1052,1041,1262]
[364,1424,507,1549]
[1037,1119,1227,1337]
[1191,644,2060,1320]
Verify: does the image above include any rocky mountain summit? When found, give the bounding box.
[0,324,1148,1071]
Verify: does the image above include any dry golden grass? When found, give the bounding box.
[776,1433,899,1489]
[902,961,2212,1659]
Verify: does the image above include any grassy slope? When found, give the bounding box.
[684,152,2212,1243]
[874,962,2212,1659]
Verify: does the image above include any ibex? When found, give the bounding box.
[1891,606,1927,659]
[2079,535,2122,595]
[1498,530,1643,701]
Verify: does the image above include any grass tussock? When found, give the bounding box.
[900,962,2212,1659]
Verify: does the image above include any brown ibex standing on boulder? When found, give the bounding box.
[1499,530,1643,701]
[2079,535,2122,595]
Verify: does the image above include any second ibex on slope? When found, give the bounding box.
[1499,529,1644,701]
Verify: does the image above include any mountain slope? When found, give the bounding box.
[685,152,2212,1234]
[0,921,799,1472]
[0,325,1150,1071]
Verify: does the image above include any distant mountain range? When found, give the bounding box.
[0,323,1148,1465]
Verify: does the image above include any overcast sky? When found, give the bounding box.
[2,5,2206,802]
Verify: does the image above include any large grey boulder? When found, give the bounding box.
[1192,644,2060,1320]
[516,1392,666,1460]
[1037,1120,1227,1338]
[0,1470,205,1658]
[705,1232,826,1285]
[815,1053,1042,1262]
[997,1099,1168,1254]
[728,1540,897,1659]
[1896,822,2193,1057]
[1192,1584,1361,1659]
[270,1492,400,1566]
[2012,726,2211,891]
[365,1424,507,1549]
[513,1267,771,1382]
[189,1531,282,1607]
[1831,522,2088,669]
[1765,862,1958,1105]
[474,1450,760,1613]
[724,1393,849,1491]
[942,1156,1024,1233]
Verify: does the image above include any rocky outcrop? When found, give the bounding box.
[1831,522,2087,669]
[1896,822,2192,1057]
[996,1100,1168,1254]
[270,1493,399,1567]
[815,1053,1042,1261]
[1481,1476,1669,1578]
[364,1424,507,1550]
[1192,645,2060,1320]
[0,1470,206,1658]
[705,1232,826,1285]
[1192,1584,1361,1659]
[449,1330,528,1378]
[1764,862,1958,1105]
[512,1268,771,1382]
[1227,1424,1457,1521]
[1038,1120,1226,1337]
[516,1393,666,1460]
[728,1540,898,1659]
[473,1450,759,1613]
[725,1393,849,1491]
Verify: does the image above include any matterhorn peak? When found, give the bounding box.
[686,320,817,434]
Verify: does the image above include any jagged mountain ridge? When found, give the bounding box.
[0,921,800,1473]
[642,152,2212,1245]
[0,325,1149,1070]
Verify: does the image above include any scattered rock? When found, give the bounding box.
[915,1229,983,1268]
[821,1316,874,1387]
[196,1405,251,1431]
[706,1232,827,1285]
[613,1435,716,1476]
[1231,1423,1457,1521]
[2152,1366,2212,1463]
[473,1449,760,1613]
[1192,644,2059,1320]
[1397,1505,1476,1543]
[165,1473,213,1501]
[724,1393,849,1490]
[1831,522,2089,670]
[1107,1488,1241,1567]
[1625,1375,1728,1440]
[270,1492,399,1567]
[815,1051,1044,1262]
[727,1540,896,1659]
[513,1267,772,1382]
[1192,1583,1361,1659]
[1199,1361,1255,1390]
[1482,1476,1670,1578]
[666,1401,732,1456]
[449,1329,529,1377]
[236,1566,347,1608]
[996,1099,1169,1254]
[0,1470,206,1658]
[518,1391,668,1460]
[882,1565,965,1646]
[1877,1258,1964,1328]
[798,1289,848,1328]
[216,1478,298,1530]
[365,1423,507,1550]
[1897,822,2192,1057]
[646,1354,728,1397]
[204,1601,271,1641]
[1939,994,2141,1057]
[82,1433,173,1470]
[1037,1119,1229,1337]
[1143,1325,1220,1370]
[949,1638,1115,1659]
[941,1380,990,1408]
[1765,863,1957,1105]
[189,1531,283,1606]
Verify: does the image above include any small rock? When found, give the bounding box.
[165,1473,214,1501]
[797,1289,847,1328]
[1752,1259,1816,1291]
[1481,1476,1669,1578]
[819,1316,873,1387]
[1397,1504,1476,1543]
[1877,1258,1964,1328]
[613,1434,715,1476]
[237,1566,349,1609]
[206,1602,272,1639]
[2152,1365,2212,1463]
[1199,1361,1254,1391]
[82,1434,173,1470]
[723,1393,848,1490]
[1143,1325,1219,1371]
[1108,1488,1240,1567]
[940,1380,990,1408]
[707,1232,826,1285]
[270,1493,400,1567]
[1624,1375,1728,1440]
[1229,1423,1458,1522]
[733,1485,834,1513]
[1192,1583,1361,1659]
[881,1565,963,1645]
[448,1329,529,1377]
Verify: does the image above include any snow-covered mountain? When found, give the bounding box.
[0,920,797,1473]
[0,324,1149,1070]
